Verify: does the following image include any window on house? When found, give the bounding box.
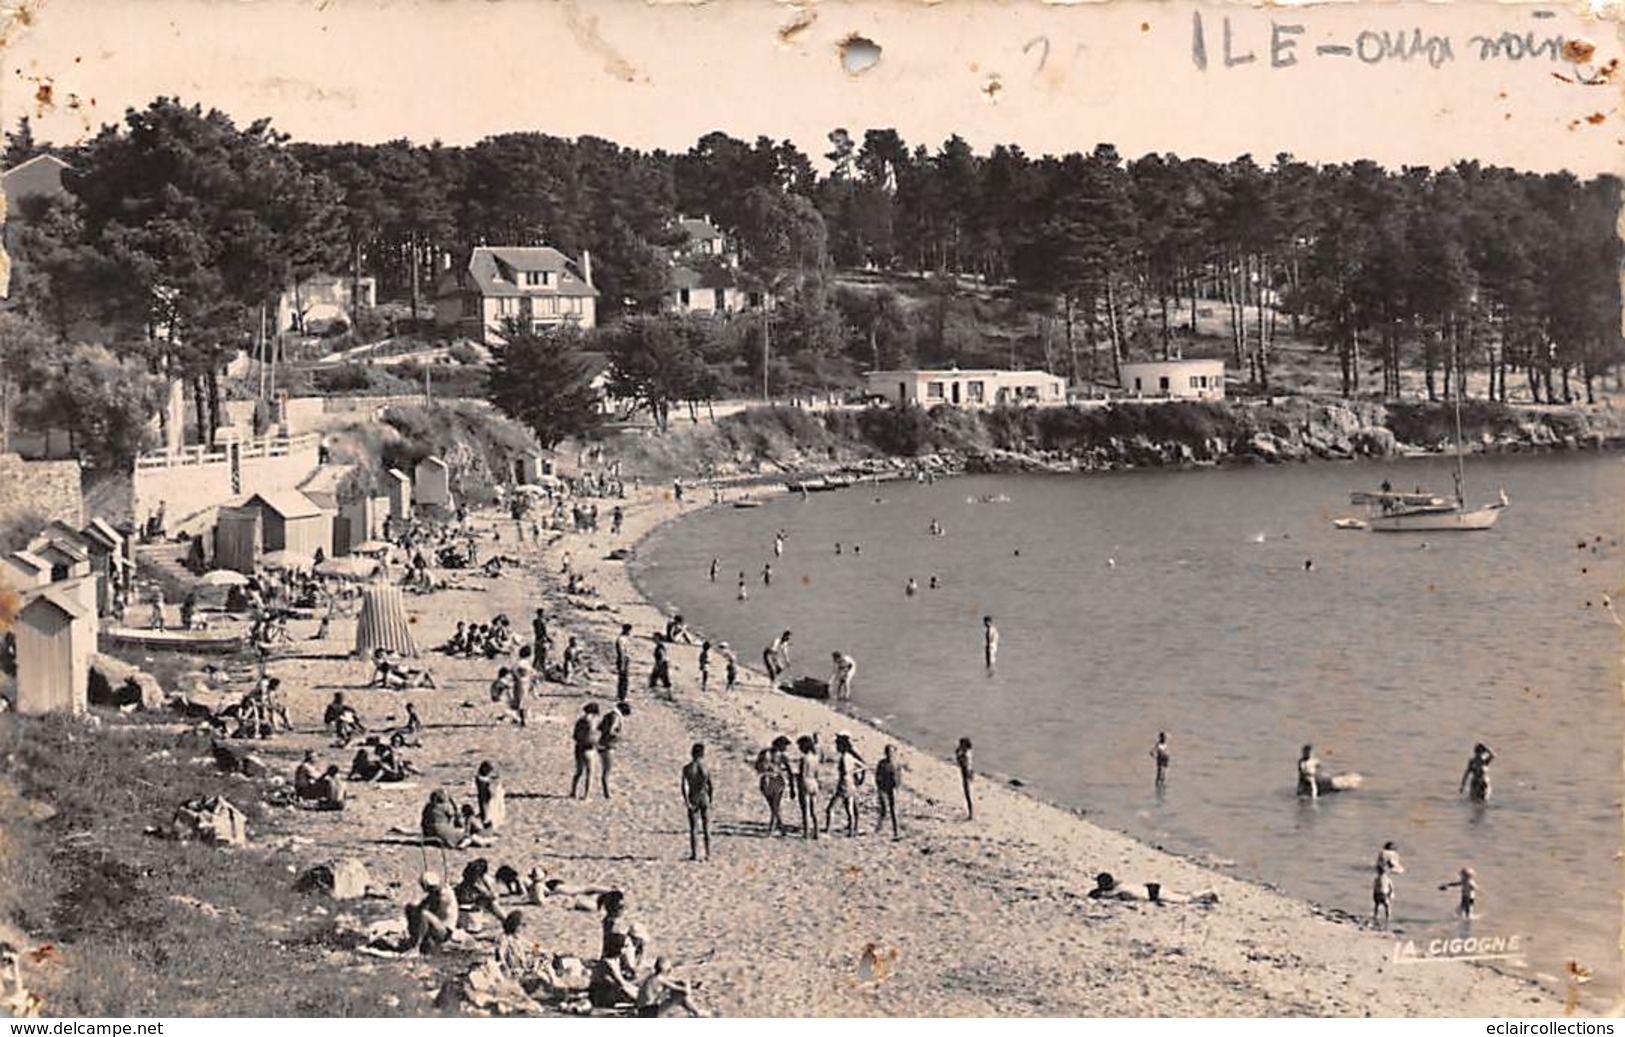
[1133,377,1142,391]
[1051,384,1061,397]
[498,297,518,316]
[926,382,945,399]
[1159,376,1170,391]
[714,288,726,310]
[679,289,691,307]
[1190,376,1200,389]
[967,381,985,402]
[524,271,551,287]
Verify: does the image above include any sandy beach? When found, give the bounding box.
[241,483,1566,1017]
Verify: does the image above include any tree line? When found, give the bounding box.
[2,100,1619,466]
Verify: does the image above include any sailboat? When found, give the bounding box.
[1350,345,1508,533]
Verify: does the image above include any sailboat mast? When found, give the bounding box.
[1451,335,1466,508]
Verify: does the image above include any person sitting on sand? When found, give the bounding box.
[403,702,423,737]
[293,750,320,798]
[476,761,507,831]
[1439,867,1478,919]
[635,957,706,1018]
[349,739,386,782]
[324,692,364,747]
[454,858,505,929]
[1460,743,1495,803]
[1087,872,1219,906]
[1297,744,1321,799]
[305,765,345,811]
[422,788,488,848]
[398,872,458,955]
[664,615,695,645]
[442,622,469,656]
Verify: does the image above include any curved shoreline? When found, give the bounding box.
[612,479,1583,1016]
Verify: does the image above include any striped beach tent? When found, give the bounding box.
[354,583,417,658]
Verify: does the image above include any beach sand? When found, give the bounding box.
[239,486,1564,1017]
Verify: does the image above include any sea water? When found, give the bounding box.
[631,452,1624,1001]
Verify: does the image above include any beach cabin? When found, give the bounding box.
[514,452,552,485]
[385,469,412,523]
[1118,358,1226,401]
[2,550,51,591]
[79,518,126,615]
[30,537,91,584]
[243,491,331,558]
[213,505,263,575]
[414,456,452,509]
[865,368,1068,410]
[12,589,91,716]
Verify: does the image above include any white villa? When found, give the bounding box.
[433,246,599,344]
[865,368,1068,409]
[1118,359,1226,401]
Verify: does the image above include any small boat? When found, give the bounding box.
[107,627,247,654]
[1352,339,1507,533]
[781,676,831,700]
[732,498,763,509]
[1332,517,1369,531]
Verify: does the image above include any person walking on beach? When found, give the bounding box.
[796,735,822,840]
[763,630,792,683]
[532,608,551,673]
[1439,867,1478,919]
[1372,868,1395,926]
[1297,744,1321,799]
[1151,732,1170,790]
[681,743,713,862]
[824,732,867,838]
[831,651,857,701]
[1460,743,1495,802]
[649,639,673,695]
[874,744,901,839]
[709,558,719,583]
[698,641,713,692]
[721,642,738,690]
[955,737,976,820]
[982,617,999,670]
[571,704,600,799]
[756,736,793,836]
[615,624,633,701]
[597,702,627,799]
[611,506,623,536]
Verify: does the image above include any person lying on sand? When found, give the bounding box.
[1086,872,1219,906]
[525,867,614,911]
[371,649,437,690]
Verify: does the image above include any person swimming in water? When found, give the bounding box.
[1460,743,1495,802]
[1297,744,1321,799]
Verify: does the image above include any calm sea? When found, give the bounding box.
[631,452,1624,999]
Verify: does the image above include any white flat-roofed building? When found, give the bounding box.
[865,368,1067,409]
[1118,358,1226,401]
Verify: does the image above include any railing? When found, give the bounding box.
[134,432,321,470]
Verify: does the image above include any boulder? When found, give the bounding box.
[171,795,248,846]
[296,858,373,900]
[89,654,166,710]
[1351,427,1398,458]
[1247,433,1281,461]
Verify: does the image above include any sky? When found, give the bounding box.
[2,0,1621,175]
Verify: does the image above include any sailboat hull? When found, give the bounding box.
[1367,505,1504,532]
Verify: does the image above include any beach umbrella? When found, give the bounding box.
[200,569,249,587]
[351,540,393,555]
[316,556,379,581]
[355,583,417,658]
[260,551,314,572]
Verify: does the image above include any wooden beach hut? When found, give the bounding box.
[30,537,91,584]
[12,589,91,715]
[213,505,263,575]
[244,491,332,559]
[79,518,126,615]
[385,469,412,524]
[2,550,51,591]
[414,456,452,509]
[354,583,416,658]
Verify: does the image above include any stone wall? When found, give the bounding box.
[0,454,83,535]
[131,436,322,534]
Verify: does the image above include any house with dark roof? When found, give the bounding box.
[3,153,71,251]
[433,246,599,344]
[665,216,773,317]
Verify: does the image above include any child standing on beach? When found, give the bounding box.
[955,737,976,820]
[796,735,821,840]
[721,643,738,690]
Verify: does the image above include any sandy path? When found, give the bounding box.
[251,488,1565,1017]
